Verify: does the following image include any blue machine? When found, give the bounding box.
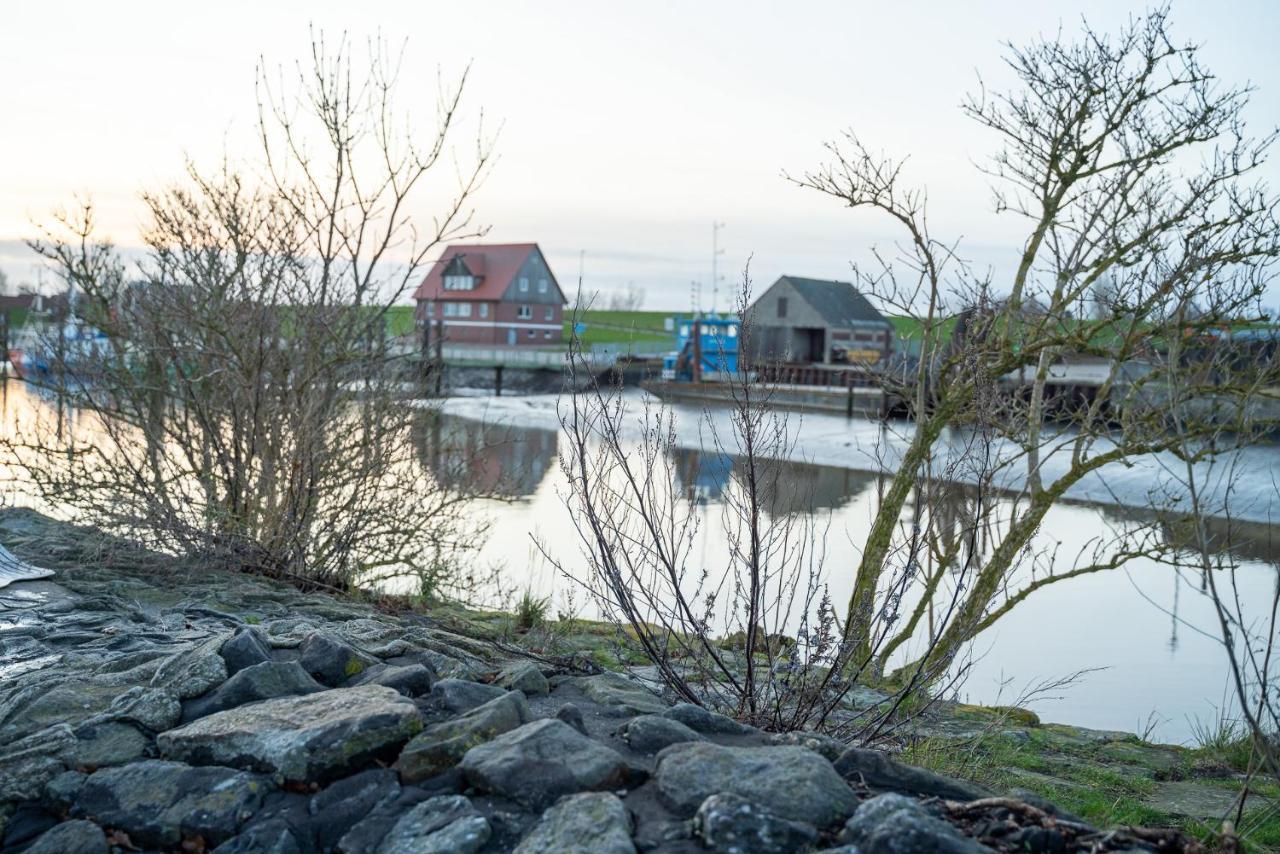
[661,316,740,381]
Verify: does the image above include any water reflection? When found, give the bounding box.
[414,408,558,501]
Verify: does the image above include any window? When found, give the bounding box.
[443,302,472,318]
[543,330,552,339]
[458,303,472,318]
[425,302,435,317]
[777,298,788,318]
[518,277,529,292]
[443,274,473,291]
[727,325,738,338]
[538,278,548,294]
[527,328,535,338]
[479,303,488,318]
[544,307,554,321]
[517,305,532,319]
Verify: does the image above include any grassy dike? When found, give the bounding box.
[2,508,1275,850]
[405,598,1279,850]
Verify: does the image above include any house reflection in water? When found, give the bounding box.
[669,447,876,514]
[414,411,558,500]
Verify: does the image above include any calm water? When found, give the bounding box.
[429,392,1279,745]
[3,379,1276,744]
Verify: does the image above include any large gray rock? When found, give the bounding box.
[211,819,303,854]
[23,819,107,854]
[662,703,756,735]
[103,687,181,733]
[515,791,636,854]
[68,721,151,768]
[72,760,270,849]
[220,627,273,676]
[375,795,490,854]
[397,691,530,782]
[654,743,857,827]
[185,660,324,720]
[150,634,230,699]
[575,672,668,715]
[838,793,991,853]
[459,719,632,809]
[694,792,819,854]
[620,715,705,754]
[496,660,550,696]
[833,747,988,801]
[157,685,421,782]
[353,664,436,698]
[298,631,377,686]
[429,678,507,713]
[0,724,75,801]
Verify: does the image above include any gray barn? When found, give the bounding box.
[745,276,894,365]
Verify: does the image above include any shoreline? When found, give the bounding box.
[0,508,1272,850]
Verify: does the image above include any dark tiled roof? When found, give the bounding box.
[415,243,560,303]
[780,276,891,327]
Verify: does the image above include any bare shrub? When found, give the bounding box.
[5,35,494,592]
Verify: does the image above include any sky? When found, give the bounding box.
[2,1,1279,310]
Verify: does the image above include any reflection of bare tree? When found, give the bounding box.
[415,412,558,500]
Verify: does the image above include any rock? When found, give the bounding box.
[72,760,270,849]
[459,719,632,809]
[69,721,151,768]
[24,819,107,854]
[620,714,705,753]
[515,791,635,854]
[220,627,274,676]
[376,795,490,854]
[428,678,507,713]
[575,672,668,715]
[150,634,230,699]
[555,702,589,735]
[662,702,756,735]
[212,818,303,854]
[298,631,378,686]
[43,770,87,811]
[307,768,401,850]
[496,660,550,696]
[833,747,988,801]
[158,685,421,783]
[103,687,181,732]
[353,664,436,698]
[693,792,819,854]
[838,793,990,853]
[0,804,59,850]
[0,724,75,801]
[185,661,324,720]
[654,743,857,827]
[397,691,531,782]
[768,730,846,762]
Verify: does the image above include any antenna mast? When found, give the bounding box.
[711,221,725,315]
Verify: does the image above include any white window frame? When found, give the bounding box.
[479,303,489,318]
[538,278,548,294]
[527,328,535,338]
[518,277,529,293]
[517,305,532,319]
[544,307,554,321]
[443,274,473,291]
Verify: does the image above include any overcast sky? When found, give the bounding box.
[2,1,1278,309]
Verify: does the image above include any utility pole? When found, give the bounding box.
[710,221,725,315]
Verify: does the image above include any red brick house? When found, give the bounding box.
[413,243,567,346]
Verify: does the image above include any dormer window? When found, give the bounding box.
[443,274,473,291]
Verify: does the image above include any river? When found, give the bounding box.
[2,378,1276,744]
[429,391,1279,746]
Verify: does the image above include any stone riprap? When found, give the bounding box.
[0,510,1226,852]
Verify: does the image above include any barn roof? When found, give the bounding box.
[780,276,891,328]
[414,243,552,302]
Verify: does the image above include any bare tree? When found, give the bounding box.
[791,6,1280,678]
[5,35,495,592]
[548,272,983,734]
[607,281,645,312]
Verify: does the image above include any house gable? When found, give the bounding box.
[499,246,566,305]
